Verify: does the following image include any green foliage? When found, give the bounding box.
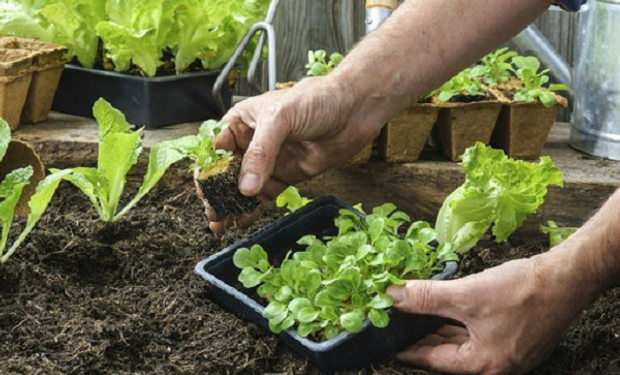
[511,56,569,108]
[276,186,311,215]
[0,118,69,263]
[540,221,578,248]
[480,47,518,87]
[433,66,486,102]
[436,143,564,254]
[2,169,73,263]
[306,50,344,77]
[175,120,232,172]
[0,0,270,75]
[57,99,188,222]
[235,204,458,340]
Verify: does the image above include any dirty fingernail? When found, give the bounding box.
[387,286,405,304]
[240,173,261,195]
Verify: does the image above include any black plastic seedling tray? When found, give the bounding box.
[52,64,232,129]
[195,196,458,373]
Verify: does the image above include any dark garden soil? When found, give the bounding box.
[1,180,619,375]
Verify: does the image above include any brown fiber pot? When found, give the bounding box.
[379,104,440,163]
[0,49,34,130]
[0,140,45,216]
[436,101,503,161]
[491,96,568,160]
[0,37,68,124]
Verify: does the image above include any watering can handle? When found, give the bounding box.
[212,0,280,116]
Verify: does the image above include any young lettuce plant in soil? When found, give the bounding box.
[480,47,519,88]
[436,142,564,254]
[55,98,194,222]
[182,120,261,218]
[305,50,344,77]
[0,118,71,263]
[276,186,312,215]
[431,66,488,103]
[234,200,458,341]
[510,56,569,108]
[540,221,578,248]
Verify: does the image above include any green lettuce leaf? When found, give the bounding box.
[114,135,198,221]
[38,0,105,68]
[0,167,33,259]
[2,169,72,263]
[436,143,563,253]
[97,0,182,76]
[0,0,53,42]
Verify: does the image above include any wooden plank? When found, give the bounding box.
[12,113,619,241]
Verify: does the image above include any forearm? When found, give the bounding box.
[562,189,620,294]
[330,0,553,129]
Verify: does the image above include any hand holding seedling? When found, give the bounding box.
[208,76,383,233]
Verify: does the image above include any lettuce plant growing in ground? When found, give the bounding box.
[540,221,578,248]
[436,142,564,253]
[276,186,312,214]
[56,99,194,222]
[0,119,71,263]
[235,204,458,340]
[306,50,344,77]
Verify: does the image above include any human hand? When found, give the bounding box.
[386,247,595,375]
[202,76,386,233]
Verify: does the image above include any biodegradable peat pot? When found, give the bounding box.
[0,37,68,124]
[0,140,45,216]
[195,196,458,373]
[379,104,440,163]
[436,101,503,161]
[194,157,261,218]
[492,97,568,160]
[0,49,34,130]
[52,64,232,129]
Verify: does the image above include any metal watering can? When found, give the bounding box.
[569,0,620,160]
[513,1,620,160]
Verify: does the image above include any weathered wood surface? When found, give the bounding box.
[13,112,619,241]
[237,6,580,95]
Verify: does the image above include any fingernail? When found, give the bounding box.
[240,173,261,195]
[387,286,405,304]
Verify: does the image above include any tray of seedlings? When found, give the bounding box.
[195,140,564,372]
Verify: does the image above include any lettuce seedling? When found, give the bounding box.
[234,203,458,340]
[306,50,344,77]
[182,120,261,218]
[276,186,311,214]
[0,119,71,263]
[540,221,578,248]
[511,56,569,108]
[436,143,564,254]
[432,66,487,102]
[480,47,518,87]
[58,99,192,222]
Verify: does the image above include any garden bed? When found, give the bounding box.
[1,178,619,375]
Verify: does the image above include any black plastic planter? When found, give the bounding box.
[52,64,232,129]
[195,196,459,373]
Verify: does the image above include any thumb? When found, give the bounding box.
[387,280,465,321]
[239,117,288,197]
